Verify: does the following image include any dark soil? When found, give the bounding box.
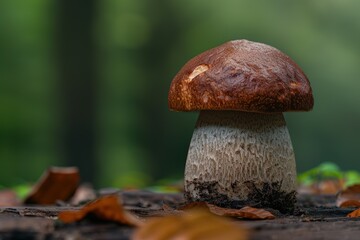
[185,180,296,213]
[1,191,360,240]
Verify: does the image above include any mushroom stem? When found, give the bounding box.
[184,110,297,213]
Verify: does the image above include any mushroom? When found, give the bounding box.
[168,40,313,213]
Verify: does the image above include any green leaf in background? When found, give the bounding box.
[146,178,182,193]
[344,171,360,187]
[298,162,360,187]
[12,184,32,200]
[298,162,342,185]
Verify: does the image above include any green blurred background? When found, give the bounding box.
[0,0,359,188]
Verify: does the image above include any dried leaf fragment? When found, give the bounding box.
[0,190,20,207]
[132,209,248,240]
[70,184,96,205]
[234,206,275,220]
[317,180,344,194]
[181,202,275,220]
[347,208,360,218]
[337,200,360,208]
[58,195,142,226]
[336,184,360,208]
[24,167,80,205]
[298,180,344,195]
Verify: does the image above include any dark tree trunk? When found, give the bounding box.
[140,0,183,180]
[55,0,98,183]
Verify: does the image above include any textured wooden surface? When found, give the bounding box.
[1,191,359,240]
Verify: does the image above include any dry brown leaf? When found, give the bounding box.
[24,167,80,205]
[70,184,96,205]
[337,200,360,208]
[235,206,275,220]
[298,179,345,195]
[347,208,360,218]
[58,195,142,226]
[181,202,275,220]
[317,180,344,194]
[0,190,20,207]
[132,209,248,240]
[336,184,360,208]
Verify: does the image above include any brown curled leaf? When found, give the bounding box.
[132,209,248,240]
[337,184,360,208]
[347,208,360,218]
[58,195,142,226]
[0,190,20,207]
[181,202,275,220]
[24,167,80,205]
[235,206,275,220]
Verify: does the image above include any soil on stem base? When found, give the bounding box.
[185,179,296,213]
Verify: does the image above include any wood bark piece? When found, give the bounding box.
[24,167,80,205]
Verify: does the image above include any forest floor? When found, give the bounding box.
[1,191,359,240]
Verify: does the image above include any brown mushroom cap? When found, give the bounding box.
[168,40,314,112]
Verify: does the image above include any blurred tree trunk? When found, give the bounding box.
[141,0,183,180]
[55,0,98,183]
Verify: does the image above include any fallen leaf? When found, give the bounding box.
[347,208,360,218]
[70,184,96,205]
[58,195,142,226]
[0,190,20,206]
[339,200,360,208]
[229,206,275,220]
[181,202,275,220]
[132,209,248,240]
[24,167,80,205]
[336,184,360,207]
[298,179,344,195]
[317,180,344,194]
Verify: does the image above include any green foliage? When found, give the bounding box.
[298,162,360,187]
[112,171,150,189]
[145,186,180,193]
[12,184,32,199]
[146,178,182,193]
[0,183,31,200]
[343,171,360,187]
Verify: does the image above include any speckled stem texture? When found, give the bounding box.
[185,111,297,213]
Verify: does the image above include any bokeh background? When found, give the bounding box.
[1,0,359,188]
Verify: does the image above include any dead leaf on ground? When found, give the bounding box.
[0,190,20,207]
[58,194,142,226]
[336,184,360,208]
[70,184,96,205]
[180,202,275,220]
[298,180,344,195]
[347,208,360,218]
[24,167,80,205]
[317,180,344,194]
[132,209,248,240]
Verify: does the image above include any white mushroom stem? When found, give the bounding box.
[185,110,297,208]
